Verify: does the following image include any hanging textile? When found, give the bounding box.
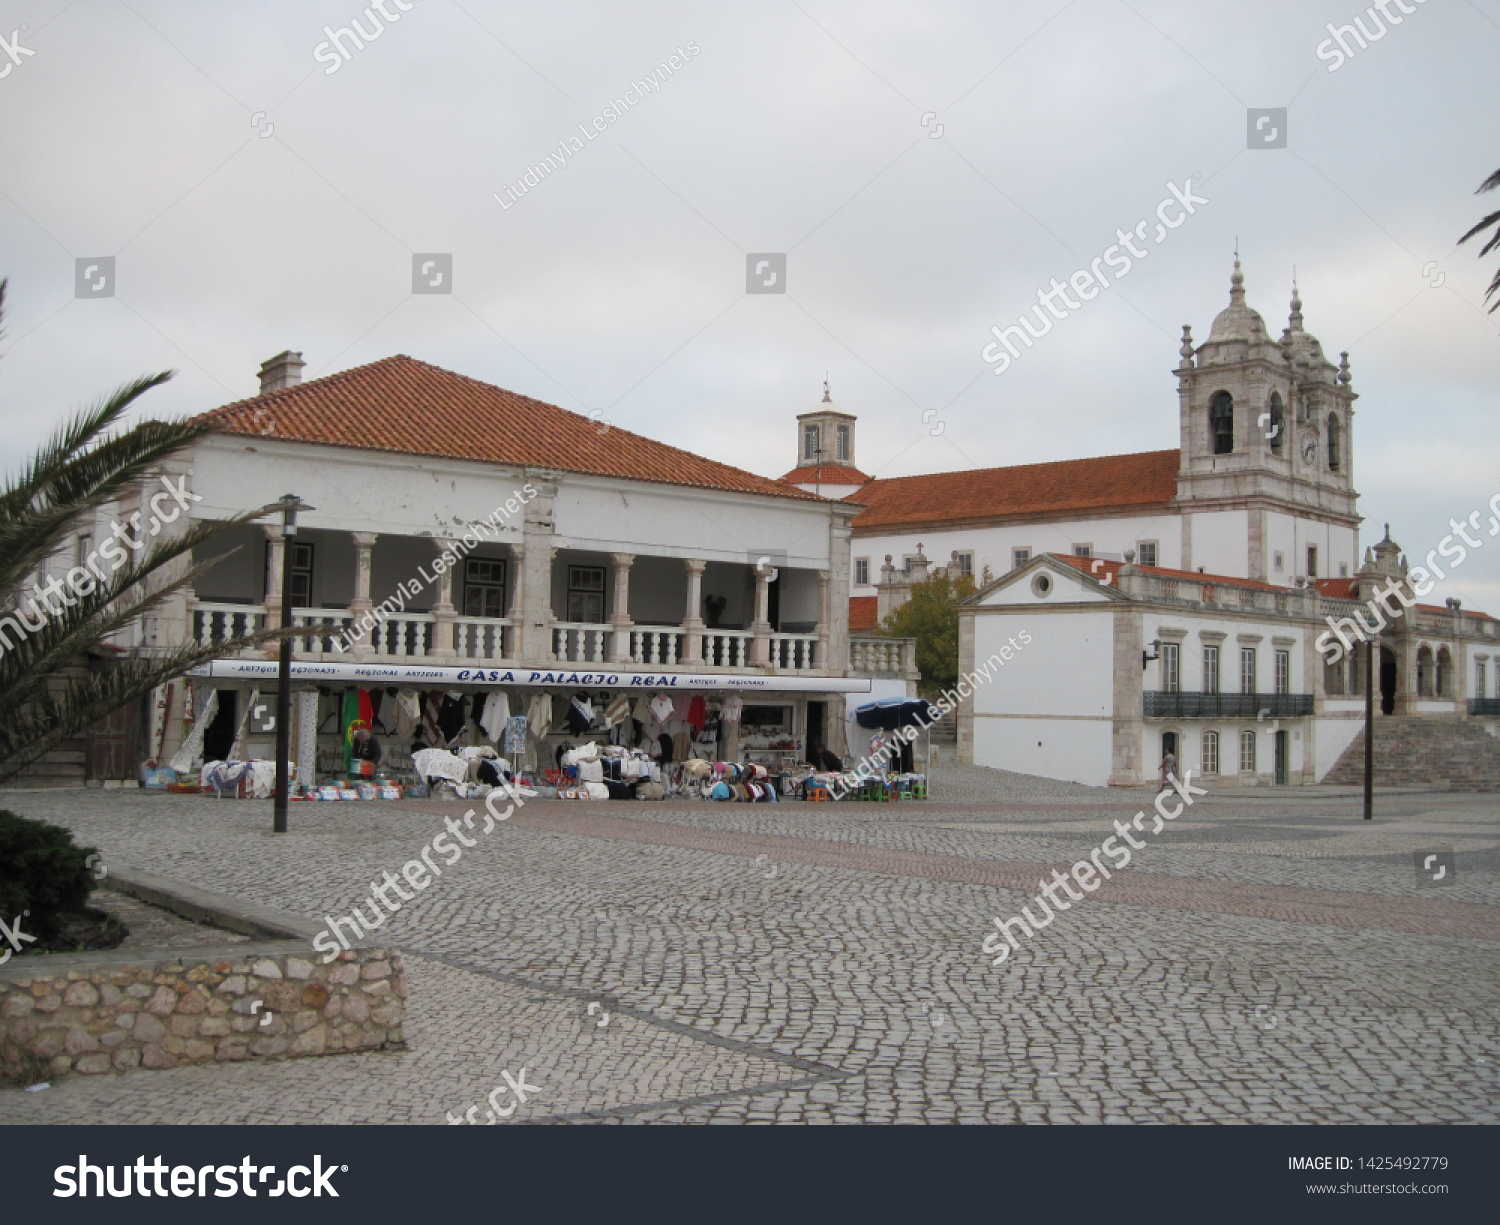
[297,690,319,786]
[227,687,260,762]
[342,689,363,774]
[395,689,420,743]
[602,693,631,729]
[375,689,396,735]
[169,689,218,774]
[437,693,468,744]
[359,688,376,730]
[480,691,510,743]
[649,693,675,724]
[504,715,527,756]
[422,691,443,746]
[566,693,593,735]
[528,692,553,740]
[721,695,743,723]
[686,695,707,734]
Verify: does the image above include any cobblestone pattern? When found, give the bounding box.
[0,777,1495,1124]
[0,945,404,1080]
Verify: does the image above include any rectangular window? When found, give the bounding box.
[1137,541,1157,568]
[1202,730,1219,775]
[76,533,93,568]
[1239,729,1256,774]
[1274,551,1284,572]
[1339,562,1349,577]
[954,551,974,577]
[1306,545,1318,578]
[1240,647,1257,694]
[1478,661,1488,700]
[836,425,849,462]
[1072,543,1092,558]
[1012,548,1030,570]
[1276,649,1290,695]
[463,558,507,619]
[566,565,606,623]
[290,542,314,608]
[854,557,870,586]
[1162,642,1180,693]
[1203,645,1220,694]
[802,424,819,462]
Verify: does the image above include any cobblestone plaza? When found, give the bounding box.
[2,765,1496,1125]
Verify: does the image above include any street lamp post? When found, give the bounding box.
[272,495,312,834]
[1363,635,1374,821]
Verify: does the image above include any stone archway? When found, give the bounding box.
[1379,645,1397,715]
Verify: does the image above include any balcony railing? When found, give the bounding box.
[702,630,753,668]
[1144,692,1315,719]
[848,635,919,679]
[1470,698,1500,716]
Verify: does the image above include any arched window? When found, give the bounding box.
[1327,413,1340,470]
[1436,647,1452,697]
[836,424,850,462]
[802,424,819,462]
[1209,392,1234,455]
[1201,730,1220,775]
[1416,645,1433,697]
[1268,392,1285,454]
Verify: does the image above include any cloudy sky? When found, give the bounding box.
[2,0,1498,605]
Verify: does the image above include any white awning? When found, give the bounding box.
[188,659,872,693]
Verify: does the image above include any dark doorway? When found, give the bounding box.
[1379,646,1397,715]
[86,698,137,782]
[1274,729,1288,786]
[203,690,238,762]
[767,574,780,630]
[1162,730,1178,763]
[805,701,825,764]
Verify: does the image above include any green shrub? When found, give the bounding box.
[0,810,97,940]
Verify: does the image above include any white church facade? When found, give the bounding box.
[784,261,1500,787]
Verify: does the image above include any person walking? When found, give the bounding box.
[1159,747,1178,792]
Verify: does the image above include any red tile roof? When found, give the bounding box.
[848,450,1180,532]
[196,356,823,502]
[1314,577,1357,599]
[780,464,871,486]
[849,596,879,631]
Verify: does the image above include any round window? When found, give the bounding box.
[1031,573,1052,598]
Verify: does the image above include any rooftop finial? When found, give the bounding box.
[1229,247,1245,304]
[1288,270,1303,330]
[822,374,831,403]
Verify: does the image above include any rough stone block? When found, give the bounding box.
[34,995,61,1013]
[293,1011,320,1034]
[112,1047,141,1071]
[49,1054,72,1076]
[198,1017,230,1037]
[100,1030,126,1048]
[74,1053,112,1075]
[289,1024,327,1055]
[361,961,391,980]
[328,964,359,986]
[230,1016,258,1033]
[249,1036,287,1057]
[1,995,35,1018]
[393,975,408,1000]
[370,1003,402,1026]
[323,995,343,1020]
[33,1032,63,1059]
[251,959,283,980]
[63,982,99,1007]
[64,1026,100,1055]
[362,979,391,998]
[140,1044,177,1069]
[125,983,152,999]
[97,983,123,1006]
[206,998,230,1016]
[184,1039,216,1061]
[285,958,313,981]
[218,975,247,996]
[301,983,329,1008]
[161,1035,186,1056]
[131,1013,167,1044]
[145,987,177,1016]
[216,1038,250,1061]
[170,1015,199,1038]
[174,990,207,1015]
[342,995,369,1024]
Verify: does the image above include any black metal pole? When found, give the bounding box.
[1363,636,1374,820]
[272,499,299,833]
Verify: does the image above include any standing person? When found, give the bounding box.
[1159,746,1178,792]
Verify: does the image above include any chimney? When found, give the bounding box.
[258,350,305,395]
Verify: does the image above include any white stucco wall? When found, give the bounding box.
[850,514,1184,595]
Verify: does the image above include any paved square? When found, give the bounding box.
[1,766,1496,1124]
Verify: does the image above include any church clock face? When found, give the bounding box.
[1299,432,1317,465]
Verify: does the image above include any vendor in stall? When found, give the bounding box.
[350,725,383,775]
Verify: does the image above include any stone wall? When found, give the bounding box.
[0,942,405,1080]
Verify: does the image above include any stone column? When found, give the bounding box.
[815,568,831,671]
[349,531,378,658]
[1108,606,1146,786]
[518,476,558,663]
[263,525,286,658]
[749,562,772,666]
[505,543,524,660]
[827,505,856,678]
[609,552,635,664]
[430,537,457,660]
[680,559,706,664]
